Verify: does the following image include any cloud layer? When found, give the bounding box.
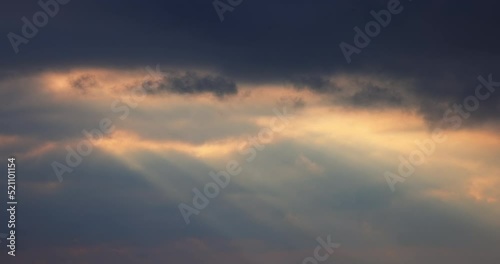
[1,1,500,263]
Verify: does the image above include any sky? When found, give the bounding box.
[0,0,499,263]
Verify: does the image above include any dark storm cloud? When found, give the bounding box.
[1,0,498,126]
[349,84,403,108]
[143,71,238,97]
[0,0,498,72]
[70,74,98,93]
[289,75,337,93]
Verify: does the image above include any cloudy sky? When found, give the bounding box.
[1,0,499,263]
